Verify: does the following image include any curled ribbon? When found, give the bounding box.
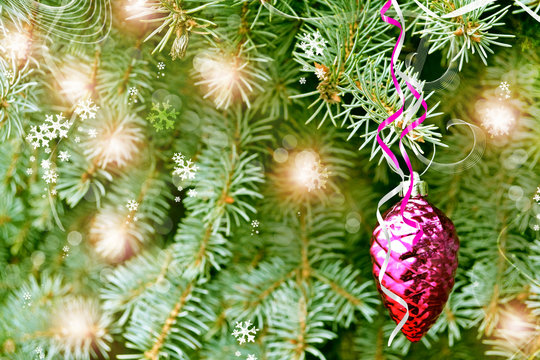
[377,0,429,346]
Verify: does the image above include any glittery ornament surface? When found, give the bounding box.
[370,196,459,342]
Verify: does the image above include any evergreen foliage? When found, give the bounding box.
[0,0,538,359]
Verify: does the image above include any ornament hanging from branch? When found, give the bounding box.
[370,174,459,342]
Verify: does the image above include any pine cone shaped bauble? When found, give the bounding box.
[370,196,459,342]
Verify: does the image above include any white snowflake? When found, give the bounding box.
[174,196,181,203]
[34,346,45,360]
[534,194,540,202]
[497,81,511,100]
[40,159,51,169]
[63,245,69,253]
[22,292,32,307]
[299,77,306,84]
[173,152,185,164]
[314,67,326,80]
[296,154,329,192]
[51,188,57,195]
[26,125,51,149]
[26,168,33,175]
[45,113,70,138]
[235,351,241,357]
[59,151,71,162]
[26,113,72,148]
[172,153,199,180]
[126,200,139,211]
[4,70,14,80]
[157,62,165,70]
[29,155,35,162]
[74,136,81,143]
[88,128,98,138]
[533,225,539,231]
[42,169,58,184]
[187,189,198,198]
[74,98,99,121]
[128,87,139,103]
[251,219,260,235]
[177,185,183,191]
[44,147,51,154]
[299,30,328,57]
[247,355,257,360]
[232,320,258,345]
[480,104,516,137]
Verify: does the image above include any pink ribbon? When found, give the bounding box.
[377,0,428,344]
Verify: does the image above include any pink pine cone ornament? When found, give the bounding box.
[370,193,459,342]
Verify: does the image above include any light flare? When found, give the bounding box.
[291,150,329,192]
[476,99,517,137]
[57,67,92,103]
[1,32,31,59]
[83,110,144,169]
[194,52,246,109]
[89,208,143,263]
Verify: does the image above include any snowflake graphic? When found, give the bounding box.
[235,351,241,357]
[173,152,185,164]
[40,159,51,170]
[45,113,70,138]
[26,125,51,149]
[174,159,199,180]
[232,320,259,345]
[27,114,72,148]
[88,128,98,138]
[23,292,32,307]
[246,355,257,360]
[297,156,329,192]
[480,104,516,137]
[534,194,540,202]
[34,346,45,359]
[157,62,166,78]
[128,87,139,104]
[147,101,178,131]
[174,196,181,203]
[533,225,539,231]
[172,153,199,180]
[299,30,328,57]
[74,98,99,121]
[26,168,32,175]
[299,77,306,84]
[59,151,71,162]
[74,136,81,143]
[314,66,326,80]
[42,169,58,184]
[126,200,139,211]
[4,70,14,80]
[187,189,198,198]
